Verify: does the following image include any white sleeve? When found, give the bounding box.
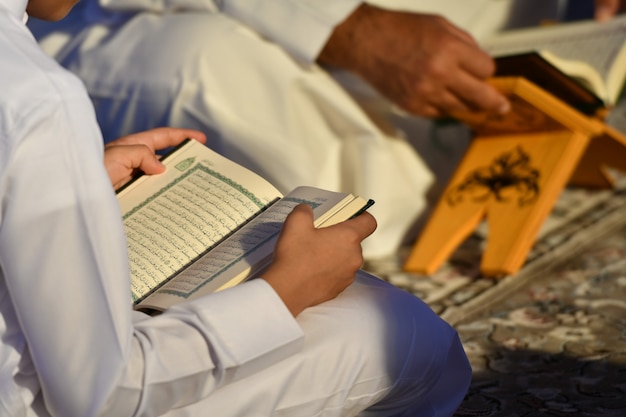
[1,50,303,416]
[96,0,363,62]
[105,280,305,416]
[216,0,363,62]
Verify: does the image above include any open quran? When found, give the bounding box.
[117,139,373,312]
[483,15,626,115]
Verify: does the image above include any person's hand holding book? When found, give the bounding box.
[104,127,206,190]
[262,204,377,317]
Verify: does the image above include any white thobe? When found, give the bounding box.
[0,1,471,415]
[27,0,565,258]
[27,0,566,258]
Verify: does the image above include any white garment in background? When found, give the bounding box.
[368,0,566,40]
[0,0,471,415]
[28,0,431,259]
[28,0,566,258]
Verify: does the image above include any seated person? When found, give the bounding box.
[22,1,492,259]
[0,0,472,415]
[26,0,573,258]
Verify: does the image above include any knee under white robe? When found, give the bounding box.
[28,0,564,258]
[156,272,472,417]
[3,3,472,415]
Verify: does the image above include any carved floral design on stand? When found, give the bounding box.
[446,146,541,207]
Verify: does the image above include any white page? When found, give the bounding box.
[117,140,282,303]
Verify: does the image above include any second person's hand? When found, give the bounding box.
[318,4,510,118]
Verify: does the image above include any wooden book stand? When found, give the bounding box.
[404,77,626,277]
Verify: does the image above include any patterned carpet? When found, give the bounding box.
[365,182,626,416]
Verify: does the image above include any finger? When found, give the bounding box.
[397,73,469,118]
[334,211,377,242]
[407,88,471,118]
[441,16,480,47]
[457,45,497,80]
[107,144,165,176]
[426,14,479,47]
[448,70,510,114]
[131,146,167,175]
[281,204,316,234]
[410,104,444,119]
[144,127,208,150]
[427,16,496,80]
[595,0,620,21]
[110,127,207,151]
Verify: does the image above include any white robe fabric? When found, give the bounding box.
[0,0,471,415]
[28,0,565,258]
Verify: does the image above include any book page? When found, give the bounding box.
[482,16,626,103]
[138,186,371,311]
[117,140,282,304]
[539,50,605,100]
[493,52,605,115]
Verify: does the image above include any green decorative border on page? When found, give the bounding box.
[123,161,267,221]
[175,156,196,172]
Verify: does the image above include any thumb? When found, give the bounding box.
[340,211,377,242]
[282,204,315,234]
[121,144,166,175]
[137,153,166,176]
[104,144,165,190]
